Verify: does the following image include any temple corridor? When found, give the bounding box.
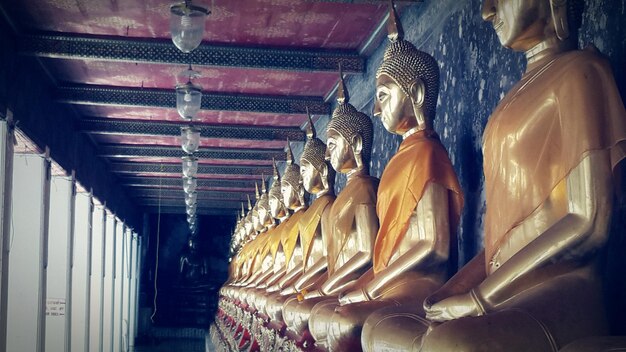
[1,0,626,352]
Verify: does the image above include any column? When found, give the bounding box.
[102,214,116,352]
[71,190,92,352]
[45,174,74,352]
[89,204,105,352]
[122,228,132,352]
[0,114,14,350]
[113,220,124,352]
[6,150,51,352]
[129,235,141,349]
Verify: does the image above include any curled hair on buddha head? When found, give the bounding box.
[302,108,336,181]
[328,65,374,165]
[376,1,440,121]
[268,158,283,202]
[282,139,302,190]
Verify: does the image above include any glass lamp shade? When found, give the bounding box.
[175,81,202,120]
[185,192,197,206]
[181,126,201,154]
[170,2,209,53]
[183,176,197,193]
[182,156,198,177]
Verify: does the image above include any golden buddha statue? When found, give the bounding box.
[256,143,312,350]
[281,112,336,347]
[302,68,380,349]
[370,1,626,351]
[304,4,464,350]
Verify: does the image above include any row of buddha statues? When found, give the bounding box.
[210,0,626,351]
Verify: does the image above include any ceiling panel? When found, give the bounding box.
[9,0,386,48]
[43,58,339,96]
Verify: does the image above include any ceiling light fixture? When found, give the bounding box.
[182,155,198,178]
[170,0,209,53]
[182,176,197,194]
[181,125,201,154]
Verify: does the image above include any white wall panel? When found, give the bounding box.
[89,206,105,352]
[102,215,116,352]
[45,175,73,352]
[113,221,124,352]
[0,118,14,351]
[6,152,50,352]
[71,192,92,352]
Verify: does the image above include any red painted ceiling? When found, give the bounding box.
[10,0,385,48]
[3,0,389,213]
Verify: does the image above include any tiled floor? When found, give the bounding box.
[132,338,208,352]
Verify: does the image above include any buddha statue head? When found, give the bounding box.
[242,200,256,240]
[374,3,439,135]
[481,0,584,53]
[301,108,335,195]
[256,175,274,228]
[251,182,264,232]
[281,140,306,211]
[326,67,373,175]
[268,158,288,220]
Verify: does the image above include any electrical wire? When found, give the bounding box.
[150,165,163,323]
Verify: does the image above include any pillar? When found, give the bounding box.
[45,173,74,352]
[0,113,14,351]
[6,149,51,352]
[71,190,92,352]
[89,204,105,352]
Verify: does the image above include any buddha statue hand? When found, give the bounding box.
[424,289,486,322]
[338,287,371,306]
[303,288,323,300]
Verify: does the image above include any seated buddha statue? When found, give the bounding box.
[375,1,626,351]
[263,142,310,323]
[311,5,463,351]
[302,69,380,349]
[281,111,337,347]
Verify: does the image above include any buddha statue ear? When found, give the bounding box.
[550,0,570,40]
[408,78,428,127]
[351,134,364,168]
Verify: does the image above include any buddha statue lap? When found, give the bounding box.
[310,6,465,351]
[303,69,380,350]
[369,1,626,351]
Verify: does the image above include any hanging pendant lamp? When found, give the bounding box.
[170,0,209,53]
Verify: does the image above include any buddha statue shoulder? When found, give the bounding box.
[417,1,626,351]
[314,5,464,350]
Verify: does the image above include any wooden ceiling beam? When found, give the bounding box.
[18,32,365,73]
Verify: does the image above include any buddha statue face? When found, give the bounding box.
[326,129,360,173]
[482,0,582,51]
[300,159,325,194]
[257,200,273,228]
[300,111,334,194]
[251,209,261,231]
[374,74,418,134]
[482,0,550,50]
